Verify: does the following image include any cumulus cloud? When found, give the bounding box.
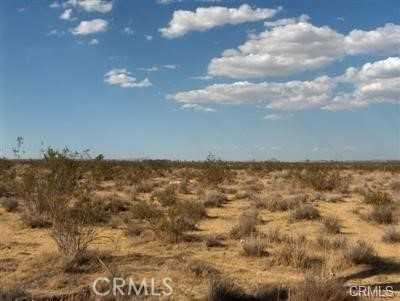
[344,23,400,55]
[208,20,400,78]
[64,0,112,13]
[324,57,400,110]
[169,76,334,110]
[71,19,108,35]
[208,21,345,78]
[180,103,216,112]
[104,69,152,88]
[171,57,400,112]
[160,4,280,38]
[60,9,74,20]
[89,38,99,45]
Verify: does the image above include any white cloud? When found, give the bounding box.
[344,23,400,55]
[145,35,153,41]
[60,9,74,20]
[89,38,99,45]
[264,113,292,120]
[208,21,345,78]
[104,69,152,88]
[50,2,61,8]
[264,14,310,27]
[191,75,214,80]
[164,64,178,69]
[324,57,400,111]
[160,4,280,38]
[139,66,159,72]
[169,76,334,110]
[157,0,182,4]
[180,103,216,112]
[47,29,66,37]
[64,0,112,13]
[208,21,400,78]
[123,27,134,35]
[71,19,108,35]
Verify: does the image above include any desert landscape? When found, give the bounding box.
[0,150,399,300]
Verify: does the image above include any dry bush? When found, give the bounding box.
[0,287,31,301]
[265,194,305,212]
[124,220,146,237]
[135,180,155,193]
[264,227,289,244]
[230,209,259,239]
[391,181,400,192]
[249,193,267,209]
[203,190,226,207]
[382,226,400,243]
[290,204,320,221]
[367,205,395,224]
[297,170,349,192]
[188,260,220,278]
[151,184,177,207]
[274,235,321,270]
[343,240,378,265]
[201,153,232,186]
[241,235,266,257]
[363,190,393,206]
[291,275,358,301]
[205,234,225,248]
[322,216,341,234]
[131,201,162,224]
[207,278,247,301]
[0,197,19,212]
[316,235,348,250]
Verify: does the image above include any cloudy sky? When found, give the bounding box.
[1,0,399,160]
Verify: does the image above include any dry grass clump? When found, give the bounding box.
[391,181,400,192]
[0,197,19,212]
[343,240,378,265]
[291,275,358,301]
[265,194,303,212]
[201,153,232,185]
[151,184,177,206]
[205,234,225,248]
[274,235,322,270]
[367,205,395,224]
[297,170,349,192]
[241,235,266,257]
[322,216,341,234]
[363,190,393,206]
[188,260,220,278]
[207,278,247,301]
[131,201,162,223]
[135,180,156,193]
[249,193,267,209]
[290,204,320,221]
[203,190,226,207]
[230,209,259,239]
[316,235,348,250]
[382,226,400,243]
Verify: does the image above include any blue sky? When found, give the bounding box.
[1,0,399,160]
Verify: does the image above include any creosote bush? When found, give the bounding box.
[290,204,320,221]
[241,235,266,257]
[152,184,177,207]
[363,190,392,206]
[203,190,226,208]
[230,209,259,239]
[367,205,395,224]
[344,240,378,265]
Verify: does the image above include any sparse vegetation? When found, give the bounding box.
[290,204,320,221]
[382,226,400,243]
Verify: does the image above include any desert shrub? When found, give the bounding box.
[382,227,400,243]
[291,275,358,301]
[344,240,378,265]
[188,260,220,278]
[266,194,303,212]
[367,205,395,224]
[125,220,146,237]
[207,278,247,301]
[297,170,349,192]
[249,193,267,209]
[152,185,177,207]
[290,204,320,221]
[363,190,392,206]
[0,288,31,301]
[241,235,265,257]
[391,181,400,192]
[0,198,19,212]
[274,236,321,270]
[264,227,288,244]
[246,181,264,193]
[136,180,155,193]
[202,153,232,186]
[322,216,341,234]
[235,191,249,200]
[205,234,225,248]
[203,190,226,207]
[131,201,162,224]
[230,210,259,239]
[316,235,347,250]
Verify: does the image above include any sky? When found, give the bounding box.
[1,0,400,161]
